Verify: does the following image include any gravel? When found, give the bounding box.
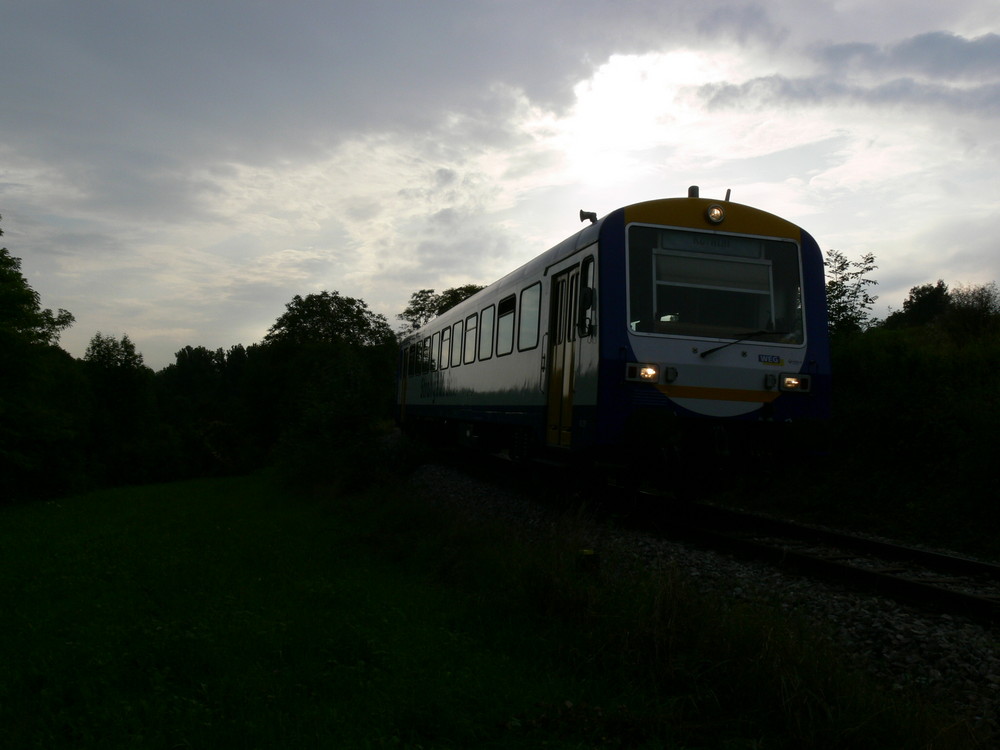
[410,462,1000,739]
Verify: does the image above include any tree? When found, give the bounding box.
[0,216,85,500]
[824,250,879,336]
[397,284,485,332]
[84,332,146,370]
[397,289,437,331]
[883,280,950,329]
[83,332,160,485]
[436,284,485,315]
[0,217,74,346]
[265,291,395,348]
[943,281,1000,339]
[157,345,256,475]
[260,291,399,489]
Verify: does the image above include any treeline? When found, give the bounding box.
[824,249,1000,339]
[820,261,1000,547]
[2,229,399,502]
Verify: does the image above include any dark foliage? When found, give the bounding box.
[880,280,999,343]
[942,281,1000,340]
[265,290,395,348]
[0,227,74,347]
[397,284,485,333]
[1,225,84,500]
[824,249,878,336]
[883,280,951,329]
[1,228,398,500]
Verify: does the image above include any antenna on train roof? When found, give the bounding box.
[688,185,699,198]
[580,210,598,225]
[725,188,732,201]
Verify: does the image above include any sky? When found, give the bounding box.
[1,1,998,370]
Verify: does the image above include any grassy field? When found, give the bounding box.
[0,471,981,748]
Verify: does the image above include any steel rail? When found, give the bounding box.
[664,504,1000,624]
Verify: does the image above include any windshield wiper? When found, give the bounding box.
[699,330,788,359]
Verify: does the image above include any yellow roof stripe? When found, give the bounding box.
[624,198,801,241]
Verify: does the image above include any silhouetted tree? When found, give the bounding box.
[157,345,240,475]
[397,284,485,332]
[262,290,398,488]
[883,280,951,329]
[435,284,485,315]
[84,332,146,370]
[397,289,438,331]
[943,281,1000,340]
[265,291,395,347]
[83,332,161,484]
[825,250,879,335]
[0,221,74,346]
[0,218,86,500]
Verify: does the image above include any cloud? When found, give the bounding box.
[698,73,1000,117]
[693,29,1000,119]
[821,31,1000,81]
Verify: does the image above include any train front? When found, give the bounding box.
[599,191,831,464]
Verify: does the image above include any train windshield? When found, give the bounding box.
[627,225,804,344]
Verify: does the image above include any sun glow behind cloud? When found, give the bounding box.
[536,52,741,183]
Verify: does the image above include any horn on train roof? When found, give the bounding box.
[579,210,598,225]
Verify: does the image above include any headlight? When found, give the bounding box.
[626,363,660,383]
[779,374,812,392]
[706,204,725,224]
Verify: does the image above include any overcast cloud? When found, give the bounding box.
[1,1,997,368]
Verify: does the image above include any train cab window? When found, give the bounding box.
[478,304,495,360]
[518,283,541,351]
[451,320,463,367]
[628,225,804,344]
[439,327,450,370]
[464,313,478,364]
[496,295,516,356]
[429,332,439,371]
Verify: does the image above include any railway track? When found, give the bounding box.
[466,455,1000,624]
[658,501,1000,624]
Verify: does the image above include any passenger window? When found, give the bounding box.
[429,332,439,371]
[440,327,450,370]
[518,282,541,350]
[578,255,596,338]
[478,305,495,360]
[464,313,478,364]
[496,295,515,356]
[567,278,579,343]
[451,320,463,367]
[422,337,431,374]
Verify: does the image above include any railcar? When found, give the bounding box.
[397,187,830,470]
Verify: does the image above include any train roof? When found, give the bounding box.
[399,193,809,344]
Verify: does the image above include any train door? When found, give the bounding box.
[546,266,580,447]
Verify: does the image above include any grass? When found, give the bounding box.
[0,470,982,748]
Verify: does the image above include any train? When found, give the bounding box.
[396,187,830,476]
